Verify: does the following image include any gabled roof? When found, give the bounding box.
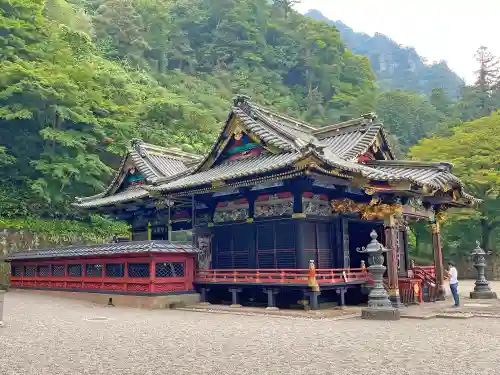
[74,95,478,208]
[74,140,202,208]
[313,113,395,160]
[6,241,199,261]
[363,160,462,191]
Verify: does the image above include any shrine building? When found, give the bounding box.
[6,95,478,309]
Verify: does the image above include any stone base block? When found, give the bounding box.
[470,291,498,299]
[230,304,242,308]
[11,288,200,309]
[265,306,279,311]
[361,307,401,321]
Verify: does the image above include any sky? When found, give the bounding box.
[295,0,498,84]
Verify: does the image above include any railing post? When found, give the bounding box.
[256,270,260,282]
[233,271,237,282]
[330,270,334,282]
[280,270,285,283]
[212,270,217,282]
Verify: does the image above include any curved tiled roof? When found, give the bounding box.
[74,96,478,208]
[74,140,202,206]
[6,241,199,261]
[364,160,463,190]
[149,152,302,191]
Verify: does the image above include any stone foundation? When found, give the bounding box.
[470,291,498,300]
[361,307,401,320]
[11,288,200,309]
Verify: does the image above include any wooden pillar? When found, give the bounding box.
[167,202,172,241]
[384,215,402,307]
[292,189,307,269]
[149,258,156,293]
[294,220,307,269]
[430,220,446,300]
[340,216,350,269]
[247,196,257,269]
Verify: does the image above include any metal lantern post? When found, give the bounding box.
[357,230,400,320]
[470,241,497,299]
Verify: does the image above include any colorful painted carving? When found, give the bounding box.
[195,213,211,226]
[197,234,212,270]
[122,167,145,189]
[213,198,249,223]
[302,192,330,216]
[172,208,192,223]
[251,181,284,191]
[254,193,294,218]
[220,132,262,162]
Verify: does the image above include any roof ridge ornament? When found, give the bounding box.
[233,94,251,107]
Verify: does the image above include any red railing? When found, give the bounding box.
[414,265,436,278]
[412,265,438,302]
[196,268,370,285]
[398,278,423,305]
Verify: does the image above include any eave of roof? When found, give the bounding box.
[148,152,303,192]
[73,187,149,208]
[364,160,462,190]
[6,241,199,261]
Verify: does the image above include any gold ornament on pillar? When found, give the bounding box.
[430,222,440,234]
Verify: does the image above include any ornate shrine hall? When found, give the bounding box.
[6,96,478,309]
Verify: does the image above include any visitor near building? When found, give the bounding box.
[447,261,459,307]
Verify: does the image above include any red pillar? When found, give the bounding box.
[430,221,446,300]
[149,258,156,293]
[384,215,401,307]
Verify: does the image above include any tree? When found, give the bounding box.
[473,46,500,116]
[273,0,301,20]
[375,91,442,153]
[409,113,500,260]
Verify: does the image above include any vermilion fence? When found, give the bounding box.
[9,255,195,294]
[196,268,370,284]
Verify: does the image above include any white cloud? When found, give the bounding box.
[296,0,499,84]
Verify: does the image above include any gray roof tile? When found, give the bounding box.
[149,152,302,191]
[364,160,463,190]
[6,241,199,260]
[74,187,148,208]
[73,97,478,207]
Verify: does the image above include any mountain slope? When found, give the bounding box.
[305,9,464,97]
[0,0,376,217]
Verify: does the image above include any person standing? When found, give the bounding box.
[447,261,459,307]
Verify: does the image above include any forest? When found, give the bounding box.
[0,0,499,262]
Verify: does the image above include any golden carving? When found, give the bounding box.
[212,180,226,188]
[234,128,243,140]
[330,198,403,220]
[430,223,440,234]
[295,156,317,168]
[436,211,447,222]
[364,187,376,196]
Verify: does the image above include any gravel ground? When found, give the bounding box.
[1,292,500,375]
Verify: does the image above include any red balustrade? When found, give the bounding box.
[9,255,196,294]
[196,268,370,285]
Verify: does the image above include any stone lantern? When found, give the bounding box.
[470,241,497,299]
[357,230,400,320]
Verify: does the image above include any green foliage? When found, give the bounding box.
[410,113,500,255]
[0,0,378,221]
[0,215,129,244]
